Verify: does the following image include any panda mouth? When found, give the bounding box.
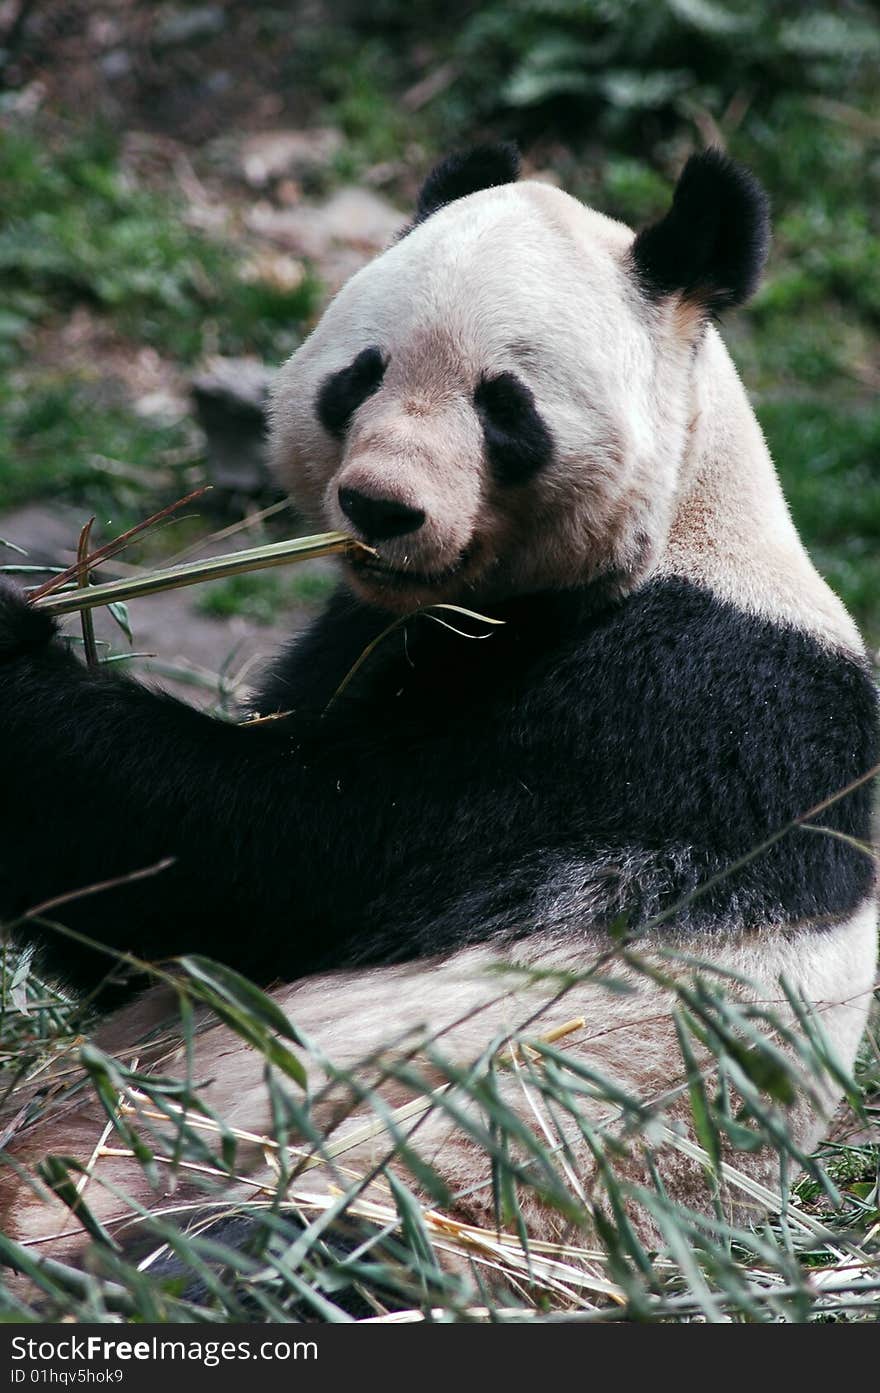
[349,548,471,590]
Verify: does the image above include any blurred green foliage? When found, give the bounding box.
[196,567,335,623]
[0,373,190,514]
[0,124,316,513]
[0,125,316,361]
[444,0,880,129]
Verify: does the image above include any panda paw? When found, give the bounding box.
[0,579,58,662]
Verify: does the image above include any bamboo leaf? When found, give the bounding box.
[177,956,308,1090]
[36,1155,119,1250]
[108,600,133,644]
[178,956,303,1045]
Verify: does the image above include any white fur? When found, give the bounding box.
[269,179,863,654]
[270,183,685,607]
[660,327,864,652]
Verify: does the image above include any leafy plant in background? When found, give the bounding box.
[0,125,316,361]
[197,567,336,624]
[464,2,875,118]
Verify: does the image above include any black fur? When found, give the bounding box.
[631,149,770,314]
[0,585,56,661]
[0,576,875,995]
[474,372,555,485]
[316,346,386,439]
[413,143,521,227]
[141,1212,412,1318]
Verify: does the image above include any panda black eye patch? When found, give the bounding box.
[474,372,554,485]
[316,347,386,438]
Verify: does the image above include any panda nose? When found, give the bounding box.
[338,486,426,541]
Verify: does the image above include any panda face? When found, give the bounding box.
[269,147,768,613]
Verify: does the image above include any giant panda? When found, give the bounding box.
[0,146,876,1290]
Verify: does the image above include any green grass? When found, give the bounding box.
[0,124,317,363]
[286,31,433,176]
[0,122,318,515]
[757,399,880,636]
[196,567,336,624]
[0,369,193,514]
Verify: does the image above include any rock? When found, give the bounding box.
[319,247,381,296]
[191,357,277,498]
[204,70,232,95]
[238,251,306,294]
[0,503,90,569]
[100,49,132,80]
[276,178,301,206]
[133,387,186,422]
[88,16,125,47]
[154,6,226,47]
[246,186,406,285]
[240,128,343,188]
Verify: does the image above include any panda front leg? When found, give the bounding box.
[0,582,308,989]
[0,582,539,994]
[0,584,411,991]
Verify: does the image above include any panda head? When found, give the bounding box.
[269,144,769,613]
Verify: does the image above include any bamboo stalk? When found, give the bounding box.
[31,532,368,618]
[76,516,99,667]
[28,487,211,602]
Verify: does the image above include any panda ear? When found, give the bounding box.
[630,149,770,316]
[414,143,521,226]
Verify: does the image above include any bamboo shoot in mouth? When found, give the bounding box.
[31,532,372,618]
